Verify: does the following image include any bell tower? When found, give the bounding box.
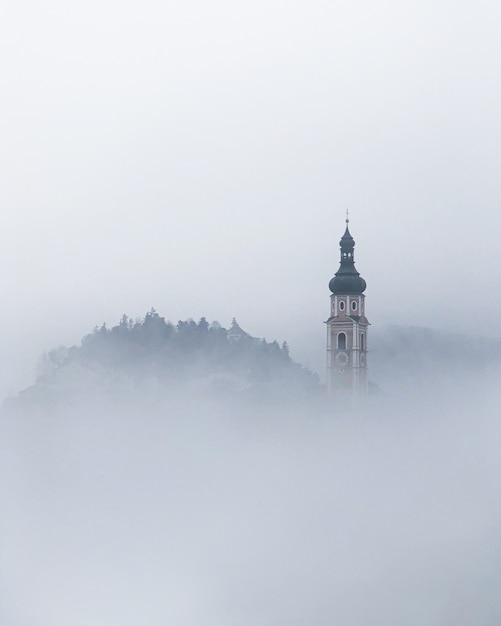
[326,216,369,396]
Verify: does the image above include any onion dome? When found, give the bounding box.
[328,218,367,295]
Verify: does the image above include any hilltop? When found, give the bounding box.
[16,310,321,409]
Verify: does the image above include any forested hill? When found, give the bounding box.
[20,310,320,406]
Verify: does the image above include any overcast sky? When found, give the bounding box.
[1,0,500,391]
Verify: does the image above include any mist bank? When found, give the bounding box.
[2,373,501,626]
[371,325,501,380]
[4,317,501,624]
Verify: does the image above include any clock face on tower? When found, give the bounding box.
[335,351,349,366]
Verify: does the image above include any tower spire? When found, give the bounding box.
[329,216,366,295]
[325,217,369,397]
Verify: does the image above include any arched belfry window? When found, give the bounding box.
[337,332,346,350]
[361,333,365,351]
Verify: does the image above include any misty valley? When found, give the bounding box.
[2,307,501,625]
[3,0,500,621]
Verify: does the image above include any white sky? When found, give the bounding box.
[1,0,500,390]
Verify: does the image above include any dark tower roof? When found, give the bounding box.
[328,218,367,295]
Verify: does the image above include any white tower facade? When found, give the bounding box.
[326,219,369,396]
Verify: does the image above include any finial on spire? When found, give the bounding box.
[345,209,350,224]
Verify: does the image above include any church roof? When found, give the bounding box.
[329,218,367,295]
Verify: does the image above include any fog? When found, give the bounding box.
[1,0,501,392]
[3,372,501,625]
[2,0,501,623]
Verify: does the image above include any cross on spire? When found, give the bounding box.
[345,209,350,224]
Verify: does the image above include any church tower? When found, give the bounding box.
[326,217,369,396]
